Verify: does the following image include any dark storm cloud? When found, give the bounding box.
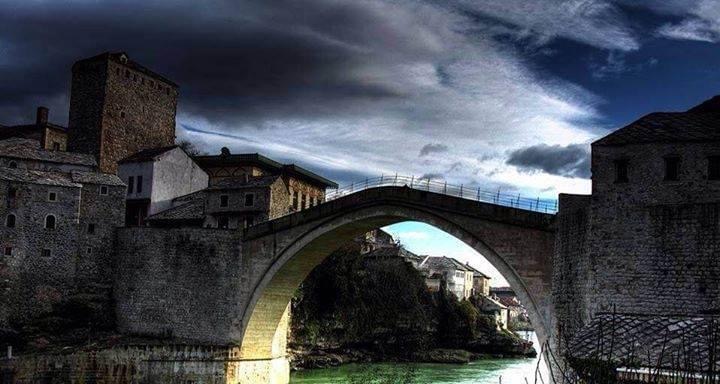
[419,143,449,156]
[506,143,590,179]
[0,0,422,125]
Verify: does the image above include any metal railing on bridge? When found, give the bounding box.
[324,175,558,214]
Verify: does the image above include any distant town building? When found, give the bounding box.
[418,256,475,300]
[476,295,509,330]
[463,262,491,297]
[117,146,208,226]
[358,229,396,254]
[490,286,530,326]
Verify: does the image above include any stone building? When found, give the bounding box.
[118,146,208,226]
[554,94,720,372]
[0,107,68,151]
[0,138,96,172]
[67,52,178,174]
[145,148,337,229]
[194,148,337,210]
[418,256,476,299]
[0,139,125,326]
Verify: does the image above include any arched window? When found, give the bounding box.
[8,161,17,169]
[5,214,15,228]
[44,215,56,230]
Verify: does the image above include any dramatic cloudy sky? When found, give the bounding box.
[4,0,720,284]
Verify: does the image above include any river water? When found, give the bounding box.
[291,332,549,384]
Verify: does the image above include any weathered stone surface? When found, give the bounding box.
[68,53,177,174]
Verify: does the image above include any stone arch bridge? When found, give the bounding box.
[116,186,556,383]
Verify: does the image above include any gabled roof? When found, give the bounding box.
[71,171,125,186]
[118,145,179,164]
[194,151,338,188]
[0,167,80,188]
[0,138,96,166]
[594,95,720,146]
[419,256,473,272]
[461,262,491,279]
[146,198,206,222]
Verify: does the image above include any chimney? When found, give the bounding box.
[36,106,49,126]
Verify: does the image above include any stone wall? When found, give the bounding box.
[3,344,286,384]
[0,182,82,324]
[114,227,245,342]
[0,174,125,328]
[586,142,720,317]
[552,194,591,345]
[76,182,126,286]
[68,54,177,174]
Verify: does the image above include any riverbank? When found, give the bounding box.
[290,346,535,370]
[290,244,537,371]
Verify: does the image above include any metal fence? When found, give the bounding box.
[324,175,558,214]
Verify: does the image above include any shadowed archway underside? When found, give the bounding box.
[236,186,556,362]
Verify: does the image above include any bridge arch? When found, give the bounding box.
[235,187,556,381]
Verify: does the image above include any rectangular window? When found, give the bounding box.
[709,156,720,180]
[220,195,229,207]
[218,216,229,229]
[41,249,51,258]
[127,176,134,194]
[664,157,680,181]
[87,223,95,234]
[292,191,299,210]
[614,159,629,183]
[100,186,108,195]
[4,247,11,256]
[52,142,60,151]
[301,194,307,210]
[136,175,143,193]
[87,247,93,255]
[245,216,254,228]
[47,191,57,202]
[244,193,254,207]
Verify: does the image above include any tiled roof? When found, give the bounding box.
[118,146,179,164]
[461,262,491,278]
[594,96,720,146]
[71,171,125,186]
[0,123,67,141]
[147,199,206,222]
[419,256,472,272]
[568,313,720,372]
[0,167,80,187]
[207,175,281,190]
[194,152,338,188]
[0,138,96,166]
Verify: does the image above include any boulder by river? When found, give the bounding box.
[289,243,535,370]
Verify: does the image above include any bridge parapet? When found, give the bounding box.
[245,186,555,240]
[326,175,558,213]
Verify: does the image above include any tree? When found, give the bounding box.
[177,139,206,156]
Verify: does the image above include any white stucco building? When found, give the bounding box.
[118,146,208,226]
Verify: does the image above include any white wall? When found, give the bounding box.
[118,161,153,201]
[149,148,208,215]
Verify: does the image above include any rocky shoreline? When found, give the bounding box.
[289,335,537,370]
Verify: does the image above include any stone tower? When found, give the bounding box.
[67,52,178,173]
